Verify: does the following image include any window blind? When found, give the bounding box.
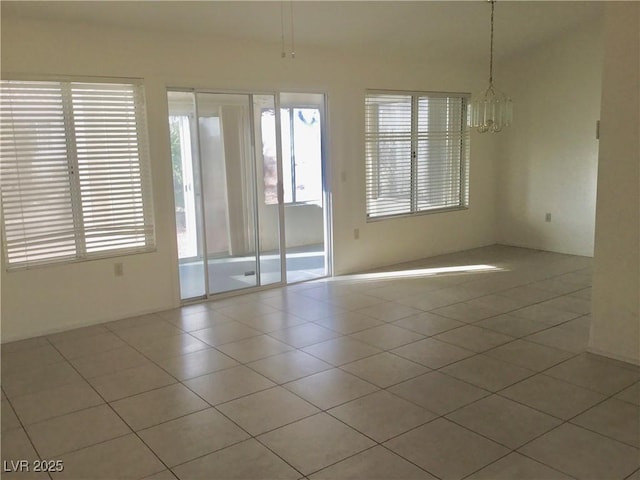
[365,91,469,220]
[0,80,155,269]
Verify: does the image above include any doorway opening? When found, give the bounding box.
[168,90,330,300]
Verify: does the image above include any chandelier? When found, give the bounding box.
[468,0,512,133]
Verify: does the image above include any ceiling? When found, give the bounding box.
[1,1,603,61]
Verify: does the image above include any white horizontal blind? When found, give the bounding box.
[71,83,153,253]
[1,80,155,269]
[0,81,78,265]
[416,96,467,211]
[365,91,469,220]
[365,94,413,218]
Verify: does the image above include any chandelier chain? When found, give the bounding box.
[469,0,512,133]
[489,0,495,85]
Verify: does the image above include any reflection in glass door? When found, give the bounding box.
[277,93,328,283]
[169,90,329,301]
[168,93,205,298]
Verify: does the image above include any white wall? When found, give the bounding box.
[589,3,640,365]
[0,18,497,341]
[497,20,603,256]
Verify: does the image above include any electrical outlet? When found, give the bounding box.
[545,213,552,223]
[114,262,124,276]
[354,228,360,240]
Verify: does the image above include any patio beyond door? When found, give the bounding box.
[168,90,329,300]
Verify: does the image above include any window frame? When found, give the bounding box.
[365,89,470,222]
[0,76,156,271]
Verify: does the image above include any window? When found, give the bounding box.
[261,107,322,205]
[365,90,469,220]
[0,79,155,270]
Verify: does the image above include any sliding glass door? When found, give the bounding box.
[279,93,328,282]
[169,92,205,298]
[168,90,329,301]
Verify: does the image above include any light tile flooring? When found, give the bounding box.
[2,245,639,480]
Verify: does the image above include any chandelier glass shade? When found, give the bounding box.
[468,83,512,133]
[468,0,512,133]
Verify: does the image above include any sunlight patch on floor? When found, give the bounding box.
[339,264,503,281]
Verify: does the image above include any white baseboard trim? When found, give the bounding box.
[586,346,640,367]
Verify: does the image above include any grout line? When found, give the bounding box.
[42,341,175,474]
[460,449,579,480]
[1,392,54,480]
[5,251,633,480]
[625,468,640,480]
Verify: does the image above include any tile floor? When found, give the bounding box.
[1,245,639,480]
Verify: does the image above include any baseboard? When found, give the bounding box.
[586,346,640,367]
[496,241,594,259]
[0,303,176,344]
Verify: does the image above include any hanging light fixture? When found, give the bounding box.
[468,0,512,133]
